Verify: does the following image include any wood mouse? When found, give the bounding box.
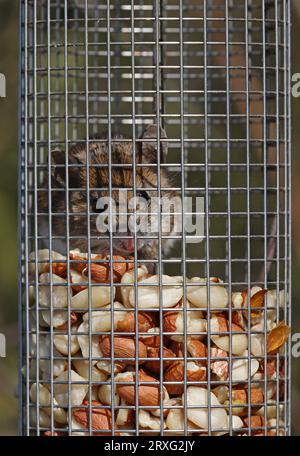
[38,124,181,264]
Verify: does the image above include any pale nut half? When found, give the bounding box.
[138,409,166,431]
[149,393,172,419]
[30,334,66,378]
[120,265,148,307]
[96,360,124,377]
[30,408,51,428]
[77,321,103,363]
[260,289,285,324]
[30,383,68,425]
[71,285,114,311]
[187,277,228,310]
[72,358,109,382]
[82,302,127,333]
[250,323,266,357]
[54,370,88,408]
[54,333,80,356]
[41,309,69,329]
[231,350,260,383]
[98,384,120,407]
[210,314,248,355]
[257,400,285,420]
[213,415,244,436]
[38,273,69,309]
[29,249,65,275]
[184,386,228,431]
[165,406,201,435]
[116,399,135,427]
[70,268,88,293]
[128,275,183,309]
[163,303,207,342]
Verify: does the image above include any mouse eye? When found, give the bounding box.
[137,190,151,201]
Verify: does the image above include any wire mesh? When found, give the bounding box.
[19,0,291,436]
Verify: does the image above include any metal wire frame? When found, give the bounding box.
[19,0,291,436]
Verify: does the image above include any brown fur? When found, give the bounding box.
[38,125,180,261]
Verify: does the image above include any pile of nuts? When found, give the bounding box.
[27,249,290,436]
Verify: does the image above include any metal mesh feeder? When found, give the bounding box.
[19,0,292,436]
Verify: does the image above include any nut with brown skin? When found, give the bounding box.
[116,370,161,407]
[73,400,117,435]
[43,261,68,278]
[96,360,124,377]
[210,347,229,381]
[243,415,265,430]
[240,287,267,322]
[99,336,147,365]
[224,388,264,416]
[116,311,157,334]
[233,388,264,406]
[210,313,248,355]
[82,256,134,283]
[70,253,134,283]
[267,321,291,354]
[144,346,176,374]
[164,361,207,396]
[187,339,208,366]
[139,327,164,348]
[163,302,207,342]
[168,341,184,357]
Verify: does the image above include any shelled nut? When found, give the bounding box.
[71,284,114,311]
[144,346,176,374]
[187,277,228,310]
[116,311,157,334]
[210,314,248,355]
[164,361,207,395]
[99,336,148,365]
[127,275,183,309]
[116,371,161,407]
[73,400,116,435]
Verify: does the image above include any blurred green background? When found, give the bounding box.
[0,0,299,435]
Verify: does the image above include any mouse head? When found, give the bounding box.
[39,124,180,257]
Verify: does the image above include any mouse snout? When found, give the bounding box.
[119,236,135,253]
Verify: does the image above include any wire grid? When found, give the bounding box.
[19,0,291,436]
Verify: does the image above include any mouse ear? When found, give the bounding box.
[139,124,168,164]
[51,146,84,188]
[51,149,67,187]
